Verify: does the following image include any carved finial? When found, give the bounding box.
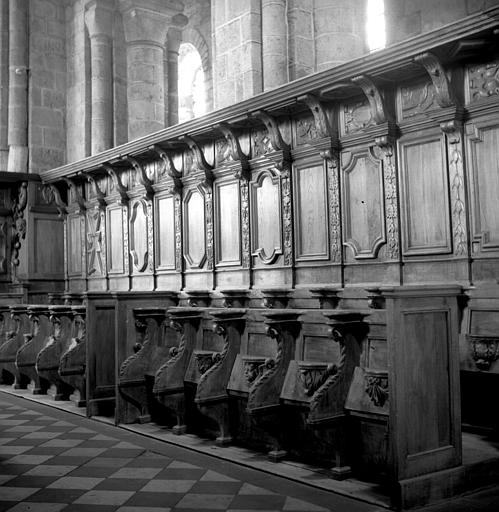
[150,145,183,194]
[125,156,154,199]
[103,164,128,204]
[81,172,107,209]
[63,177,87,212]
[215,122,250,180]
[181,135,215,186]
[414,52,455,108]
[252,110,290,152]
[351,75,387,124]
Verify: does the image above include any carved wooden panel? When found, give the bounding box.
[342,149,385,259]
[215,181,241,266]
[86,209,106,276]
[466,122,499,252]
[341,99,375,136]
[129,200,149,272]
[33,216,64,276]
[399,136,451,255]
[251,172,282,264]
[107,207,124,274]
[397,79,438,121]
[466,60,499,104]
[68,214,82,275]
[183,188,206,269]
[293,162,328,261]
[0,218,7,274]
[156,195,175,269]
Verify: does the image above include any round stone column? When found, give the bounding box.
[119,0,183,141]
[0,0,9,171]
[84,0,114,154]
[262,0,288,91]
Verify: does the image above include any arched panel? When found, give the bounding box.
[183,188,206,268]
[251,172,282,264]
[129,200,149,272]
[342,148,386,259]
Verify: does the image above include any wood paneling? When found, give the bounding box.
[251,172,282,264]
[467,122,499,252]
[33,216,64,276]
[342,149,385,259]
[215,181,241,266]
[183,188,206,268]
[156,195,175,269]
[129,200,149,272]
[68,214,82,275]
[107,207,124,274]
[294,163,328,261]
[400,136,451,255]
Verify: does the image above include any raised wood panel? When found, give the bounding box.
[469,309,499,335]
[33,216,64,276]
[215,181,241,266]
[251,172,282,264]
[86,209,106,277]
[294,163,329,261]
[107,207,124,274]
[467,123,499,252]
[183,188,206,268]
[156,195,175,269]
[0,219,7,274]
[68,215,82,275]
[129,200,149,272]
[400,136,451,255]
[247,332,276,357]
[342,149,385,259]
[93,306,115,391]
[303,335,339,362]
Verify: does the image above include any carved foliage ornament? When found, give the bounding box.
[298,363,337,397]
[12,182,28,269]
[365,373,389,407]
[414,52,454,108]
[468,61,499,102]
[467,334,499,371]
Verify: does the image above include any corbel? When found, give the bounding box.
[413,52,455,108]
[150,145,183,194]
[103,164,128,204]
[42,183,68,217]
[63,177,87,213]
[351,75,387,124]
[125,156,154,200]
[214,122,250,180]
[80,172,107,210]
[298,94,339,168]
[180,135,215,186]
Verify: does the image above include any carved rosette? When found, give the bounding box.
[240,180,250,268]
[467,334,499,371]
[364,370,389,407]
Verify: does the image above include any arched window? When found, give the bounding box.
[178,43,206,123]
[366,0,386,52]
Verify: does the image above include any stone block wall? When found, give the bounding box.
[29,0,67,172]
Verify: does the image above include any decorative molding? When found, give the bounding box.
[240,180,250,268]
[414,52,455,108]
[467,60,499,103]
[328,162,341,262]
[343,100,376,134]
[400,80,439,119]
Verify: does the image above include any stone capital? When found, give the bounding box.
[84,0,115,39]
[118,0,184,45]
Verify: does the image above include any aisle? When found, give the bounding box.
[0,392,383,512]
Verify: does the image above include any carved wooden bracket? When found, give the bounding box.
[42,183,68,217]
[184,289,211,307]
[365,287,386,309]
[180,135,215,186]
[103,164,128,204]
[466,334,499,371]
[150,145,183,194]
[309,286,341,309]
[125,156,154,200]
[414,52,455,108]
[247,310,301,414]
[81,172,107,209]
[307,310,369,425]
[215,122,250,180]
[260,288,291,309]
[253,110,290,153]
[351,75,387,125]
[63,177,87,212]
[220,289,249,308]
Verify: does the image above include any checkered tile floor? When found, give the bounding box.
[0,392,387,512]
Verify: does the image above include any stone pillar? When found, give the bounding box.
[0,0,8,171]
[7,0,28,173]
[166,25,182,126]
[262,0,287,91]
[212,0,263,109]
[314,0,367,71]
[84,0,114,154]
[287,0,314,80]
[119,0,183,141]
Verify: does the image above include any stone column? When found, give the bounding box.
[314,0,367,71]
[119,0,183,141]
[166,25,182,126]
[0,0,8,171]
[84,0,114,155]
[7,0,28,173]
[262,0,288,91]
